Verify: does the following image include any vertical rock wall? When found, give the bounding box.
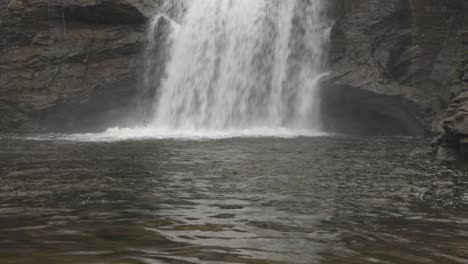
[433,1,468,160]
[323,0,468,154]
[0,0,158,132]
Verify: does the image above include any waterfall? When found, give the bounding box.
[144,0,330,135]
[90,0,331,140]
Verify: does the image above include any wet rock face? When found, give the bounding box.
[323,0,466,139]
[7,0,159,21]
[432,3,468,160]
[435,53,468,160]
[0,0,159,132]
[320,84,425,136]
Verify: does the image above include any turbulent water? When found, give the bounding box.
[1,136,468,264]
[128,0,331,138]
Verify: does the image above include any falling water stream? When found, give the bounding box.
[150,0,329,132]
[89,0,331,140]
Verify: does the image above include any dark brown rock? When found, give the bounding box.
[0,0,158,132]
[323,0,467,140]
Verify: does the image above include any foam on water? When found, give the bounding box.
[26,127,325,142]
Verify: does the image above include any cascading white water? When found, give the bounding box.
[73,0,331,140]
[146,0,331,135]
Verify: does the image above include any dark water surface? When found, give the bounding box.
[1,136,468,264]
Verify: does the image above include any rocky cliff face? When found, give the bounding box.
[323,0,466,136]
[322,0,468,159]
[434,11,468,160]
[0,0,158,132]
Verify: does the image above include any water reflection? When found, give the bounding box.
[0,136,467,263]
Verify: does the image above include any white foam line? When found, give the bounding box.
[22,127,328,142]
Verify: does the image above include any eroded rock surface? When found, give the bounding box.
[434,50,468,160]
[323,0,466,138]
[0,0,158,132]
